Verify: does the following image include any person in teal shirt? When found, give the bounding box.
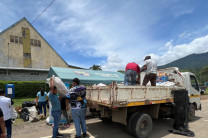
[48,86,62,138]
[36,88,48,117]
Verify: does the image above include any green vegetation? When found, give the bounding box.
[13,97,36,108]
[158,52,208,85]
[89,65,102,70]
[159,52,208,70]
[204,88,208,95]
[180,66,208,85]
[117,70,125,74]
[0,81,49,98]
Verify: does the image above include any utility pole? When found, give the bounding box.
[7,43,9,83]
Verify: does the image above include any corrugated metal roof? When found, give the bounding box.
[48,67,124,84]
[0,67,49,71]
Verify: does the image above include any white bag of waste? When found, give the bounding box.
[27,106,39,122]
[46,75,68,94]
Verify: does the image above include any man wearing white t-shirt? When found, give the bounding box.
[141,56,157,86]
[0,89,12,138]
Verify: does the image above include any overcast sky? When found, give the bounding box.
[1,0,208,71]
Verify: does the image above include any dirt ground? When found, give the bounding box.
[12,97,208,138]
[200,94,208,100]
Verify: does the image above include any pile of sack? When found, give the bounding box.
[15,101,40,122]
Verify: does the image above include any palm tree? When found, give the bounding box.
[89,65,102,71]
[117,70,125,74]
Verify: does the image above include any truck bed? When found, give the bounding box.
[86,85,185,108]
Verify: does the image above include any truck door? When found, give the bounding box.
[189,75,201,109]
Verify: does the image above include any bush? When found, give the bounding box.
[0,81,49,98]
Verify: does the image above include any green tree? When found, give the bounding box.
[200,66,208,83]
[117,70,125,74]
[89,65,102,71]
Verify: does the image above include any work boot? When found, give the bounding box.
[83,133,87,137]
[56,133,63,137]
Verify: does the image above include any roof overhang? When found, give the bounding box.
[0,67,49,72]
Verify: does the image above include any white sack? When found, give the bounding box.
[47,75,68,94]
[27,106,39,122]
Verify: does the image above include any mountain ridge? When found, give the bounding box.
[159,52,208,70]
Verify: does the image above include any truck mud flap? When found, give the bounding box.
[170,89,195,137]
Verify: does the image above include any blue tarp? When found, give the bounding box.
[48,67,124,84]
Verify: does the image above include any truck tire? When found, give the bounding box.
[131,113,153,138]
[188,104,195,121]
[126,112,141,135]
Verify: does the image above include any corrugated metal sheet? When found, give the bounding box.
[48,67,124,84]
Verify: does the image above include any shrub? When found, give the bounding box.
[0,81,49,98]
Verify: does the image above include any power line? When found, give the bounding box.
[31,0,56,24]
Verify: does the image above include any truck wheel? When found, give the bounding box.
[126,112,141,135]
[131,113,153,138]
[189,104,195,121]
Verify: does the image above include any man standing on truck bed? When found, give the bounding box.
[141,56,157,86]
[124,62,140,85]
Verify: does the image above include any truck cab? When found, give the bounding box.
[181,72,201,120]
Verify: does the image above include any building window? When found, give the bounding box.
[22,30,25,37]
[19,37,22,44]
[0,71,7,74]
[24,53,31,58]
[31,72,39,75]
[15,36,18,43]
[38,40,41,47]
[34,40,37,46]
[30,39,34,45]
[10,35,14,42]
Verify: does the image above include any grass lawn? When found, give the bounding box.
[12,97,36,126]
[204,89,208,95]
[13,97,36,108]
[12,97,49,126]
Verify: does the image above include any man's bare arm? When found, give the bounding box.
[137,73,141,85]
[0,117,6,138]
[141,65,147,72]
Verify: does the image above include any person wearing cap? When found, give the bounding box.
[141,56,157,86]
[124,62,140,85]
[66,78,87,138]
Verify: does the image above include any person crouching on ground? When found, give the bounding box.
[48,86,63,138]
[67,78,87,138]
[36,88,48,117]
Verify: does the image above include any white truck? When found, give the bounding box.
[86,67,201,138]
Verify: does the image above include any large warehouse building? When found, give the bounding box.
[0,17,80,81]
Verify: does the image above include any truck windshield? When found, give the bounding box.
[190,75,199,91]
